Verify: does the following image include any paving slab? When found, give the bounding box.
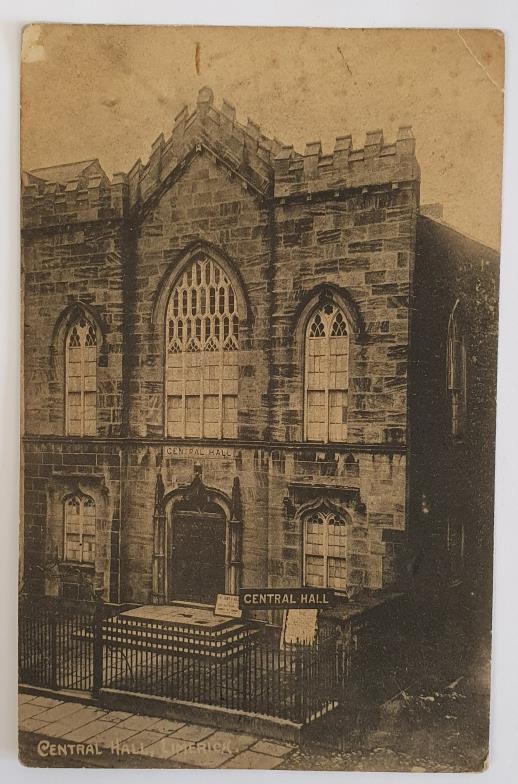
[40,709,110,737]
[170,724,215,742]
[32,701,84,724]
[222,749,281,769]
[62,719,116,743]
[17,691,296,770]
[19,716,52,733]
[207,730,257,754]
[84,724,142,748]
[118,730,164,750]
[172,744,233,768]
[117,714,162,731]
[137,737,190,760]
[103,710,133,722]
[19,703,51,721]
[249,739,295,757]
[30,696,63,708]
[150,718,186,734]
[18,694,36,705]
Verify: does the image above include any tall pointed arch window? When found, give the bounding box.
[447,303,467,437]
[64,494,96,564]
[305,304,349,442]
[304,506,348,591]
[66,316,97,436]
[166,258,239,439]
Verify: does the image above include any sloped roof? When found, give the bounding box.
[29,159,101,184]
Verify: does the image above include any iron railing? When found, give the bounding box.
[19,597,350,725]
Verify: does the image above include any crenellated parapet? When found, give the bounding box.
[21,164,128,229]
[273,126,419,199]
[127,86,285,209]
[22,87,420,227]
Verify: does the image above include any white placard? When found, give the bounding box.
[282,609,318,646]
[214,593,242,618]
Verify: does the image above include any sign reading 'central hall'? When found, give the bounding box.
[239,588,335,609]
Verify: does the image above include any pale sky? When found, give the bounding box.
[21,25,504,248]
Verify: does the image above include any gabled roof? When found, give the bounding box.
[29,159,104,184]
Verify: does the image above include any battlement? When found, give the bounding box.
[273,126,419,199]
[126,86,285,209]
[21,162,128,229]
[22,87,420,228]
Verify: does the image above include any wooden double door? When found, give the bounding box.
[169,507,226,604]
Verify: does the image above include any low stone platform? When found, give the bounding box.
[104,603,261,659]
[119,604,236,628]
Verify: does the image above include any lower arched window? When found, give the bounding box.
[64,494,96,563]
[304,506,347,590]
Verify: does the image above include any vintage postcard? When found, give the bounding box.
[19,25,503,771]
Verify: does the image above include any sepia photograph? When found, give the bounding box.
[17,24,504,772]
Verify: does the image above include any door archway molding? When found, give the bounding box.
[151,467,243,604]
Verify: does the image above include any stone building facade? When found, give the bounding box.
[21,88,498,616]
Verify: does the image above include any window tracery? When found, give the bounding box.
[166,258,239,438]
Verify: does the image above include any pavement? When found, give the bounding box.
[18,692,296,769]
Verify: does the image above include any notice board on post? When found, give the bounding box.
[281,608,318,646]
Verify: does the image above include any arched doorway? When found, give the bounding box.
[169,497,226,604]
[152,468,243,606]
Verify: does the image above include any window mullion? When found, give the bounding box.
[323,516,329,588]
[199,352,204,438]
[219,348,223,440]
[181,349,186,439]
[65,343,69,435]
[304,340,308,441]
[80,332,85,438]
[325,334,330,443]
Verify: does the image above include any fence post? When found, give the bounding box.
[92,595,104,697]
[294,647,303,723]
[49,610,58,691]
[244,637,252,712]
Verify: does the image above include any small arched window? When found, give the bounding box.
[66,316,97,436]
[304,304,349,442]
[64,494,96,563]
[447,303,467,437]
[166,257,239,439]
[304,506,347,591]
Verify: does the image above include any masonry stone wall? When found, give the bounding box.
[21,88,452,612]
[128,152,272,441]
[23,440,122,600]
[22,216,126,437]
[270,183,418,444]
[117,443,406,607]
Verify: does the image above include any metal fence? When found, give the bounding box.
[19,597,98,692]
[19,597,349,725]
[101,612,346,723]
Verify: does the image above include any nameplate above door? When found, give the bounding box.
[165,446,235,459]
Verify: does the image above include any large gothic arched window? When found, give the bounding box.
[447,303,467,437]
[304,506,348,591]
[304,304,349,442]
[166,257,239,439]
[65,316,97,436]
